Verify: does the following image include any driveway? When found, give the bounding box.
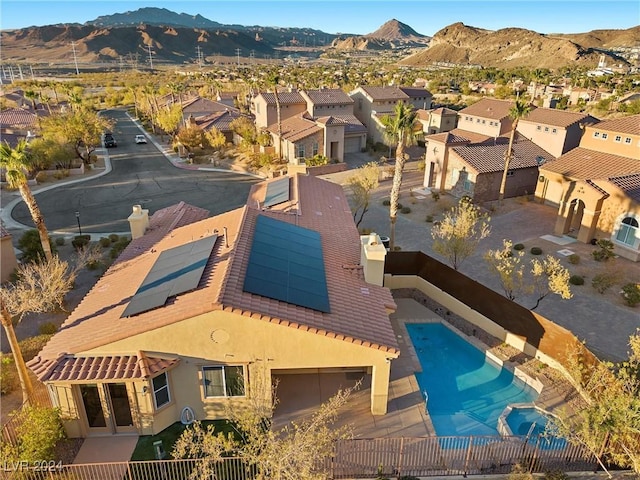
[9,110,259,234]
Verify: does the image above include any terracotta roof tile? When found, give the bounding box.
[195,110,242,132]
[452,139,554,174]
[458,98,516,121]
[608,174,640,202]
[329,114,367,134]
[302,88,354,105]
[258,91,306,105]
[590,115,640,136]
[521,108,599,128]
[358,86,410,101]
[398,87,432,98]
[0,108,39,127]
[540,147,640,180]
[267,115,322,142]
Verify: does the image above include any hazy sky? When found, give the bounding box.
[1,0,638,36]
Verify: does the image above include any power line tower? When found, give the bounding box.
[147,44,154,70]
[196,45,204,68]
[235,48,241,68]
[70,42,80,75]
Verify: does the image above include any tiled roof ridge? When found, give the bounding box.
[214,206,250,305]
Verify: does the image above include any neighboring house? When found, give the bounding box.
[562,87,593,105]
[536,115,640,261]
[216,91,240,109]
[188,110,244,143]
[416,107,458,135]
[517,108,599,158]
[0,224,18,283]
[350,86,432,144]
[0,108,42,146]
[180,96,239,120]
[28,175,398,438]
[252,90,307,130]
[456,98,517,138]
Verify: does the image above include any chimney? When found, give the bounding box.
[360,232,387,287]
[128,205,149,240]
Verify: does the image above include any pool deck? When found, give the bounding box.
[273,297,572,438]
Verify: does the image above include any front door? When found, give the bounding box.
[80,383,137,435]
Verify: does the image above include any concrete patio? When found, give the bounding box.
[73,435,138,464]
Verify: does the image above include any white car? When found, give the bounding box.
[135,134,147,144]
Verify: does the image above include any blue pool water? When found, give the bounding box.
[506,407,567,449]
[407,323,539,437]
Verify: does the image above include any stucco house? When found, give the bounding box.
[536,115,640,261]
[252,90,307,130]
[517,108,598,158]
[456,98,516,138]
[416,107,458,135]
[0,224,18,283]
[28,175,398,438]
[350,86,432,144]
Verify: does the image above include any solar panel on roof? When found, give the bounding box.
[243,215,330,313]
[121,235,218,318]
[263,176,290,208]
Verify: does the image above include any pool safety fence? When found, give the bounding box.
[2,436,599,480]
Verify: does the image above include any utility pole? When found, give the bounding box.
[147,44,154,70]
[235,48,241,67]
[29,65,35,81]
[71,42,80,75]
[17,65,24,80]
[196,46,203,68]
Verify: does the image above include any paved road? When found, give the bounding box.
[10,109,259,234]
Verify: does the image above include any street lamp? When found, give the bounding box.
[75,211,82,236]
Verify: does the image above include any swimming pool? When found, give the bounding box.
[502,405,568,449]
[406,322,540,437]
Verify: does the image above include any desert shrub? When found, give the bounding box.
[304,154,329,167]
[431,191,440,202]
[569,275,585,286]
[425,215,434,223]
[397,203,403,210]
[0,356,18,395]
[99,237,112,248]
[87,259,103,270]
[18,229,56,263]
[620,283,640,307]
[110,236,131,259]
[35,171,48,183]
[39,322,58,335]
[382,199,391,206]
[19,334,54,361]
[52,169,69,180]
[14,406,65,462]
[592,239,615,262]
[513,243,525,251]
[400,206,411,214]
[544,470,569,480]
[108,233,119,243]
[591,272,618,294]
[567,253,580,264]
[54,236,65,246]
[530,246,543,255]
[71,234,91,250]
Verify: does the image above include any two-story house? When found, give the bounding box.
[455,98,516,138]
[416,107,458,135]
[517,108,599,158]
[252,90,307,130]
[536,115,640,261]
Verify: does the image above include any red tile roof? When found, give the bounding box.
[521,108,599,128]
[194,110,242,133]
[458,98,517,121]
[357,86,410,102]
[540,147,640,180]
[0,108,39,127]
[268,115,322,142]
[608,174,640,202]
[452,139,554,174]
[328,114,367,134]
[29,176,399,381]
[258,91,306,105]
[29,353,179,382]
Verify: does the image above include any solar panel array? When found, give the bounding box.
[243,215,330,313]
[263,176,290,208]
[121,235,218,318]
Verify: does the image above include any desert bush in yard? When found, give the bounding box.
[99,237,111,248]
[18,229,56,263]
[35,171,48,183]
[400,206,411,214]
[39,322,58,335]
[544,471,569,480]
[568,253,580,264]
[530,246,543,255]
[54,236,65,246]
[382,199,391,206]
[620,283,640,307]
[592,239,615,261]
[0,356,18,395]
[569,275,585,286]
[110,236,131,259]
[108,233,119,243]
[7,406,65,462]
[513,243,525,251]
[426,215,434,222]
[71,234,91,250]
[591,272,619,294]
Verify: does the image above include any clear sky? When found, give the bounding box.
[1,0,638,36]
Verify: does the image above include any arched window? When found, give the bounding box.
[616,216,639,246]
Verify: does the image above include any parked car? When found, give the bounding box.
[103,133,117,148]
[135,134,147,144]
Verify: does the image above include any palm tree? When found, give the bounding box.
[498,99,532,202]
[267,71,283,159]
[24,89,38,110]
[530,68,546,103]
[380,102,419,249]
[0,140,53,261]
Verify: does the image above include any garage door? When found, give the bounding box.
[344,136,362,153]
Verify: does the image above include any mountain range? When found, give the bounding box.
[1,7,638,69]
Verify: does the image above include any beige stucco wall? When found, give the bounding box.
[253,97,307,130]
[309,103,354,117]
[1,235,18,283]
[323,123,345,161]
[580,128,640,159]
[517,121,570,158]
[456,115,509,137]
[83,309,394,434]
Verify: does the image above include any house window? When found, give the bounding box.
[506,169,515,177]
[616,217,638,247]
[152,372,170,409]
[552,128,557,134]
[536,126,541,131]
[625,137,632,144]
[476,118,480,123]
[544,127,549,132]
[312,141,319,156]
[297,144,305,158]
[593,132,600,138]
[615,135,622,142]
[202,366,245,398]
[602,133,608,139]
[482,119,486,124]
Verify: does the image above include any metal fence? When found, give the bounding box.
[1,435,598,480]
[1,388,53,446]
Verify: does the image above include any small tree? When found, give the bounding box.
[154,104,183,140]
[431,198,491,270]
[347,162,380,228]
[175,125,204,152]
[229,117,257,144]
[550,331,640,475]
[205,127,227,150]
[529,255,572,310]
[484,239,525,300]
[173,373,357,480]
